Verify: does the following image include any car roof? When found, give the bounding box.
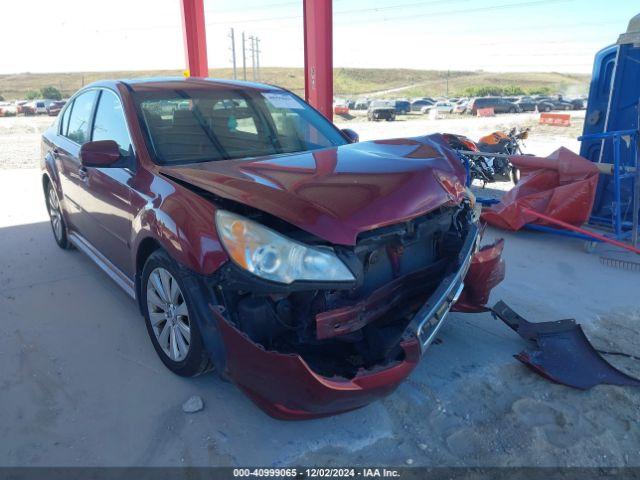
[82,77,286,94]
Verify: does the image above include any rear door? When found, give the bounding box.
[55,89,98,234]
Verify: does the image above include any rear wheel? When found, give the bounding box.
[141,250,213,377]
[46,182,70,249]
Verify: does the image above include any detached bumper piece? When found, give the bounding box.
[453,239,505,313]
[492,301,640,390]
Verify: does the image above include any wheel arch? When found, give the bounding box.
[134,236,162,313]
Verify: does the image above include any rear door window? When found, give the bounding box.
[59,101,73,136]
[66,90,98,145]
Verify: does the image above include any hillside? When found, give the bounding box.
[0,67,590,100]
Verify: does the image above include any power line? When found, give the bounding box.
[342,0,576,25]
[206,0,474,25]
[208,0,575,25]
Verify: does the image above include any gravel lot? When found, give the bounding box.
[3,110,639,468]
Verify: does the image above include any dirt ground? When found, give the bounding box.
[1,111,639,468]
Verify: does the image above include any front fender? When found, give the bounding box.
[131,181,228,277]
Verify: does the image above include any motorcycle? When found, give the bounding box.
[478,127,530,183]
[441,133,496,185]
[442,127,530,185]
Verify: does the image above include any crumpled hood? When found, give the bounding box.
[160,134,467,245]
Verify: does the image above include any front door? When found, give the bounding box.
[80,89,136,277]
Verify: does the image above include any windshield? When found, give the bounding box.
[133,87,348,165]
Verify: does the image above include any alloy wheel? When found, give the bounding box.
[47,185,63,242]
[146,267,191,362]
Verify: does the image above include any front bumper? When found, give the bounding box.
[211,225,504,419]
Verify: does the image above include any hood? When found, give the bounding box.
[160,134,467,245]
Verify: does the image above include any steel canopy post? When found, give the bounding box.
[180,0,209,78]
[303,0,333,121]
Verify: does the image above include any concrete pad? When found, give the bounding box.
[1,168,639,467]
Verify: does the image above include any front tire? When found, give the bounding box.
[141,250,213,377]
[510,166,521,184]
[46,182,71,249]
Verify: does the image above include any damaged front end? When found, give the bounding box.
[207,200,505,419]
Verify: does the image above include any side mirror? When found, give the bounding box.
[341,128,359,143]
[80,140,121,168]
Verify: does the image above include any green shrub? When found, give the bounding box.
[40,86,62,100]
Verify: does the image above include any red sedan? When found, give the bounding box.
[41,78,504,419]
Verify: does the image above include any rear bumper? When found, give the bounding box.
[211,226,504,419]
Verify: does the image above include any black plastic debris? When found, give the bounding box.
[491,301,640,390]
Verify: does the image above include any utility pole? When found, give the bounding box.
[446,70,450,97]
[229,28,237,80]
[241,32,247,81]
[255,37,261,81]
[249,35,256,81]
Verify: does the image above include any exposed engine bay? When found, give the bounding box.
[212,199,476,379]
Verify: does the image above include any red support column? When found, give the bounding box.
[180,0,209,77]
[303,0,333,121]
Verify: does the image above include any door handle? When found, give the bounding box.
[78,166,88,181]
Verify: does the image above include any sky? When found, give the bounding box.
[1,0,638,74]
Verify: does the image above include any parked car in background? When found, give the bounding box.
[567,97,585,110]
[535,96,573,111]
[394,100,411,114]
[467,97,521,115]
[47,100,66,116]
[410,99,434,112]
[334,102,350,115]
[0,102,18,117]
[514,96,537,112]
[17,101,36,116]
[453,101,467,114]
[422,101,454,114]
[412,96,435,103]
[368,100,396,121]
[33,101,48,115]
[40,77,501,419]
[354,99,370,110]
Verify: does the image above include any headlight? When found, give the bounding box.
[215,210,355,284]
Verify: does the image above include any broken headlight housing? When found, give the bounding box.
[215,210,355,284]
